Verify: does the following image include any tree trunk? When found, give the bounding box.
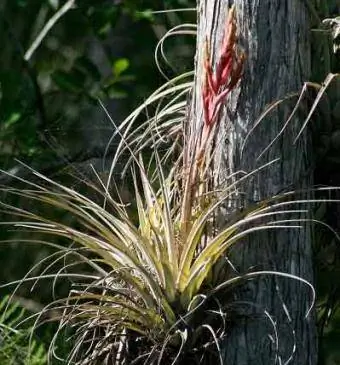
[192,1,316,364]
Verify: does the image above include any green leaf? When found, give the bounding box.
[16,0,28,8]
[134,9,155,22]
[107,87,127,99]
[4,112,21,127]
[52,70,84,93]
[112,58,130,77]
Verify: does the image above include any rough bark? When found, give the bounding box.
[192,1,316,364]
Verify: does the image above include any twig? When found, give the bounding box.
[24,0,76,61]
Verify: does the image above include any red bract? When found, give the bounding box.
[202,5,245,127]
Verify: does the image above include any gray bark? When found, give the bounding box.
[192,1,316,364]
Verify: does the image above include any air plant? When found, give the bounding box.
[0,5,325,365]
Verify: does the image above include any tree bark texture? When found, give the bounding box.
[191,1,316,364]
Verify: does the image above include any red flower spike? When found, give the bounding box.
[204,41,218,95]
[222,6,237,52]
[202,5,244,127]
[220,60,233,85]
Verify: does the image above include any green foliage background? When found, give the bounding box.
[0,0,195,362]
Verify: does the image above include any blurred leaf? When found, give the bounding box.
[4,112,21,127]
[107,87,127,99]
[16,0,28,8]
[112,58,130,77]
[52,70,84,93]
[74,57,101,81]
[134,9,155,22]
[116,74,135,82]
[48,0,59,10]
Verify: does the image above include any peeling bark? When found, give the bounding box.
[191,1,316,364]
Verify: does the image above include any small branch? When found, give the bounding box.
[24,0,76,61]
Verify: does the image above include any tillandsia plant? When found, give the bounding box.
[0,5,330,365]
